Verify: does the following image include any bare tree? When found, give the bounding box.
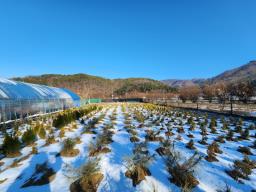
[179,85,201,109]
[179,86,190,103]
[226,83,237,115]
[202,84,215,102]
[213,82,229,112]
[235,81,254,103]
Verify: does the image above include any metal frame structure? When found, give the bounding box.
[0,78,80,123]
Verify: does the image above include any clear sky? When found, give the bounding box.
[0,0,255,80]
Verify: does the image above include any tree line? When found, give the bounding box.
[114,82,175,96]
[178,81,255,105]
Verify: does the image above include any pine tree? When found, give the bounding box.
[22,128,36,146]
[240,129,249,140]
[2,134,21,157]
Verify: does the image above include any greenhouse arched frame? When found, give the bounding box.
[0,78,80,123]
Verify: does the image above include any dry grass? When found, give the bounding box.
[124,141,154,186]
[164,141,202,189]
[60,138,79,157]
[226,156,255,181]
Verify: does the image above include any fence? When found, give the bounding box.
[81,98,102,106]
[144,98,256,117]
[102,98,143,102]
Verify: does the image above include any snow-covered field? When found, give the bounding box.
[0,103,255,192]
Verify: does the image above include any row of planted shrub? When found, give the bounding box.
[2,128,38,158]
[52,105,102,129]
[1,104,102,158]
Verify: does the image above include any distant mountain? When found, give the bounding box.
[209,60,256,83]
[13,74,175,99]
[11,61,256,98]
[162,79,205,88]
[162,60,256,87]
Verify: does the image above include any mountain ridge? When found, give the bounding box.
[11,60,256,98]
[162,60,256,87]
[12,74,175,99]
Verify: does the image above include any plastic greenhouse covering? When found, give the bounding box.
[0,78,80,122]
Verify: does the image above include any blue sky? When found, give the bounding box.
[0,0,255,80]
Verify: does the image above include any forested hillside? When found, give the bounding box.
[13,74,175,98]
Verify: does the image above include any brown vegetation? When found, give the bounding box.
[70,158,103,192]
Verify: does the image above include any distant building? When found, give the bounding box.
[0,77,80,122]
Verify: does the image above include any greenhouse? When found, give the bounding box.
[0,77,80,123]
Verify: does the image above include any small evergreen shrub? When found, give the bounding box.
[237,146,253,155]
[240,129,249,140]
[124,142,154,186]
[38,127,46,139]
[2,134,21,157]
[226,156,255,181]
[45,135,56,146]
[205,142,219,162]
[63,138,76,152]
[31,146,38,154]
[186,139,196,150]
[69,158,103,192]
[22,128,36,146]
[198,135,207,145]
[164,142,202,189]
[61,138,79,157]
[226,130,234,141]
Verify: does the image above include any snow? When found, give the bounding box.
[250,112,256,117]
[0,78,17,85]
[0,104,255,192]
[0,89,8,99]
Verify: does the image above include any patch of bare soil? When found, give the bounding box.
[169,166,199,189]
[89,147,111,157]
[130,136,140,143]
[165,131,174,136]
[0,161,4,167]
[205,155,218,162]
[44,138,56,146]
[70,173,103,192]
[10,160,22,168]
[60,149,80,157]
[6,151,22,158]
[19,154,31,162]
[125,166,151,186]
